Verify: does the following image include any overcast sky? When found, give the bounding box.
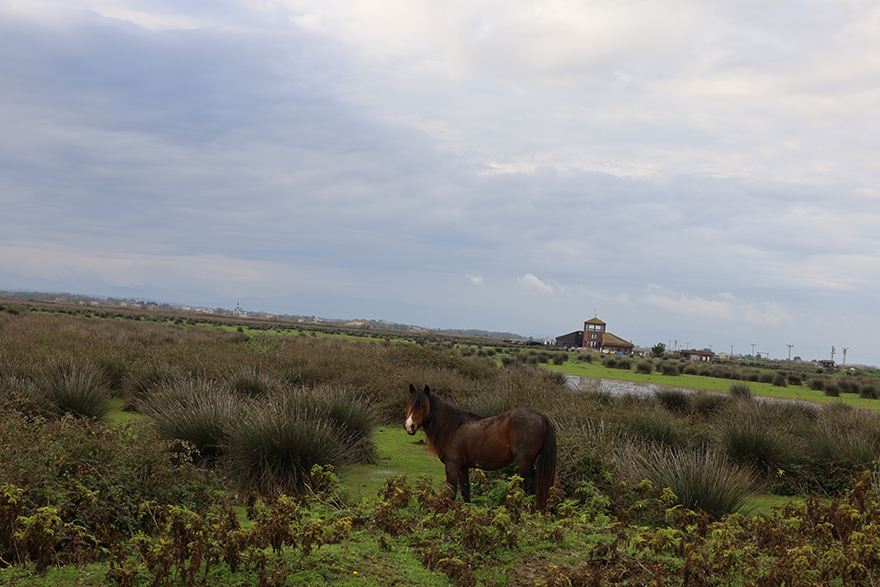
[2,1,879,365]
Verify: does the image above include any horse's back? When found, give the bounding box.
[452,408,550,468]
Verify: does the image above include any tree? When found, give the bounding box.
[651,343,666,358]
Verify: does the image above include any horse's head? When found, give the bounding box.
[404,384,431,435]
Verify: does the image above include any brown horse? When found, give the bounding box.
[404,384,557,510]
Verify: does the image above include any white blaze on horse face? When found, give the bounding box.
[405,413,416,434]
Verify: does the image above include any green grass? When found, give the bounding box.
[743,493,803,517]
[341,427,445,502]
[548,360,880,409]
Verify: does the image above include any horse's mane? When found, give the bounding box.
[424,394,479,456]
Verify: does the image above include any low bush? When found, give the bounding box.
[657,361,681,376]
[139,379,243,461]
[623,410,691,449]
[771,372,788,387]
[0,408,221,566]
[728,381,752,399]
[654,387,691,414]
[689,391,731,419]
[635,360,653,374]
[616,445,754,519]
[860,383,879,400]
[41,359,111,420]
[714,415,800,475]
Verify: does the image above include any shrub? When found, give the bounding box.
[611,357,632,370]
[689,391,731,419]
[226,365,276,397]
[635,360,653,374]
[0,409,220,563]
[824,382,840,397]
[616,446,754,518]
[654,387,691,414]
[682,364,699,375]
[123,364,180,411]
[714,415,800,475]
[41,360,110,420]
[272,385,379,465]
[787,372,802,386]
[807,377,826,391]
[859,383,879,400]
[139,379,242,461]
[657,361,680,376]
[0,375,51,414]
[728,382,752,400]
[225,404,350,496]
[838,378,860,394]
[807,421,877,467]
[624,410,690,449]
[771,372,788,387]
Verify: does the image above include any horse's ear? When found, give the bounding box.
[424,385,430,395]
[409,384,416,393]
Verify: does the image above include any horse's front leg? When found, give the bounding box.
[444,462,460,501]
[458,468,471,503]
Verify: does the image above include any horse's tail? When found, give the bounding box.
[535,416,557,511]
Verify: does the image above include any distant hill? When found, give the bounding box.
[0,289,528,341]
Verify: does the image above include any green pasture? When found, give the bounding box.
[341,427,446,501]
[547,359,880,410]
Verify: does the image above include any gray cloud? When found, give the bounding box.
[1,1,879,364]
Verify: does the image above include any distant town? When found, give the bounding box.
[1,289,869,369]
[0,290,526,342]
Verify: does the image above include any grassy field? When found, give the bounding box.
[6,306,880,586]
[341,427,446,501]
[547,358,880,409]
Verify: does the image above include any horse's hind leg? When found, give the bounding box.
[517,461,536,496]
[458,468,471,502]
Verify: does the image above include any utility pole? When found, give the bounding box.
[674,340,678,352]
[831,346,836,362]
[751,343,757,363]
[730,345,734,360]
[842,347,849,367]
[787,344,794,362]
[684,342,690,351]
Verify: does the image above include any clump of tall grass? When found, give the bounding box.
[616,445,755,518]
[654,387,691,414]
[824,382,840,397]
[771,372,788,387]
[635,360,653,374]
[690,391,731,419]
[859,383,879,400]
[623,409,691,449]
[123,364,180,411]
[225,385,378,495]
[714,414,799,475]
[139,378,242,461]
[41,360,110,420]
[0,375,50,414]
[807,421,877,467]
[728,381,752,400]
[657,361,680,376]
[226,365,276,397]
